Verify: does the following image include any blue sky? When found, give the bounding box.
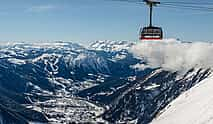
[0,0,213,44]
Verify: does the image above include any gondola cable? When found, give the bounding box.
[106,0,213,12]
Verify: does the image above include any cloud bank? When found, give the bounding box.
[130,39,213,73]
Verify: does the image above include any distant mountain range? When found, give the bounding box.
[0,40,211,124]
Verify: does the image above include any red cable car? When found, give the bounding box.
[140,26,163,40]
[140,0,163,40]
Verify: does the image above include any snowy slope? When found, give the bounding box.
[152,75,213,124]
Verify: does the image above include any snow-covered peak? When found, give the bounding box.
[151,74,213,124]
[0,41,112,76]
[90,40,134,52]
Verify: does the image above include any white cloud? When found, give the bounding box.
[28,5,58,12]
[130,39,213,73]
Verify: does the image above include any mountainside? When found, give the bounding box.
[151,75,213,124]
[0,40,211,123]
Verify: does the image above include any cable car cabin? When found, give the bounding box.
[140,26,163,40]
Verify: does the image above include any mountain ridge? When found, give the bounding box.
[0,40,211,123]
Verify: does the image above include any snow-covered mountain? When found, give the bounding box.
[151,75,213,124]
[90,40,133,52]
[0,40,211,124]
